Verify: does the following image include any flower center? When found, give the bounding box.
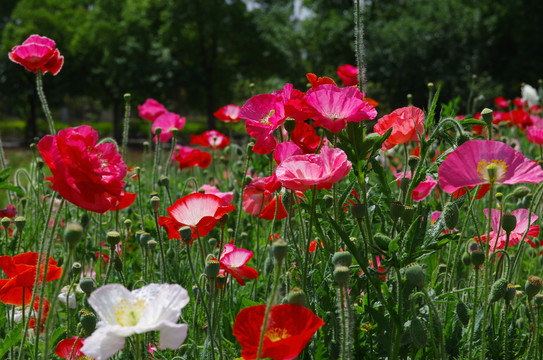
[115,298,147,327]
[265,327,290,342]
[261,110,275,125]
[477,159,508,183]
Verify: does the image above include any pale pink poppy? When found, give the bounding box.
[219,244,258,285]
[394,171,437,202]
[304,84,377,133]
[276,144,352,191]
[240,94,285,154]
[152,112,185,142]
[138,98,167,122]
[273,142,303,164]
[198,184,233,206]
[477,208,539,252]
[214,104,241,123]
[438,140,543,193]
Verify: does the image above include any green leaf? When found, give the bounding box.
[0,184,25,197]
[0,323,23,358]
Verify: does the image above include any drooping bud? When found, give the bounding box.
[272,238,288,264]
[456,302,469,327]
[512,186,531,198]
[399,177,410,194]
[332,252,352,267]
[79,309,97,336]
[462,252,472,266]
[64,223,84,249]
[333,265,350,285]
[525,275,543,299]
[410,318,428,349]
[350,203,367,220]
[489,278,508,303]
[374,233,392,252]
[287,287,306,307]
[405,263,425,288]
[471,250,485,268]
[501,214,517,234]
[443,202,459,230]
[205,258,221,279]
[106,231,121,247]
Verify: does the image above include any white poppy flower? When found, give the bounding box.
[80,283,189,360]
[58,284,84,309]
[521,84,539,107]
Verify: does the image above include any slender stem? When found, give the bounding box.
[153,209,167,282]
[36,70,56,135]
[121,94,131,161]
[234,148,251,242]
[468,268,480,360]
[302,186,318,295]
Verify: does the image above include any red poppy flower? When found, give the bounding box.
[309,239,324,253]
[259,195,288,221]
[0,252,62,305]
[214,104,241,123]
[25,297,49,332]
[173,145,212,170]
[306,73,337,88]
[37,125,127,213]
[158,193,235,240]
[190,130,230,150]
[291,121,322,154]
[9,34,64,75]
[374,106,425,150]
[337,64,358,86]
[0,204,17,218]
[219,244,259,285]
[494,96,509,109]
[233,304,324,360]
[55,336,88,359]
[243,175,286,220]
[273,83,309,122]
[108,192,137,212]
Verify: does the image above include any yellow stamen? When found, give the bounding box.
[265,327,290,342]
[477,159,508,183]
[115,298,147,327]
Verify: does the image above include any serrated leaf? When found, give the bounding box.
[0,323,23,358]
[0,184,25,197]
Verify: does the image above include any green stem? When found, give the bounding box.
[468,268,480,360]
[153,210,167,282]
[36,70,56,135]
[121,94,131,161]
[302,186,318,295]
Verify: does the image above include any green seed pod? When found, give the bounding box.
[495,192,503,201]
[390,201,405,220]
[205,259,220,279]
[14,216,26,232]
[504,283,516,303]
[401,205,415,224]
[272,239,288,264]
[481,108,493,126]
[150,196,160,213]
[79,309,97,336]
[525,275,543,299]
[287,287,306,307]
[158,176,170,187]
[333,266,350,285]
[123,219,132,230]
[1,217,10,230]
[489,278,509,303]
[332,251,352,267]
[456,302,470,327]
[405,263,425,288]
[72,262,82,277]
[471,250,485,268]
[501,214,517,234]
[350,203,367,220]
[399,177,410,194]
[534,294,543,307]
[443,202,459,230]
[216,274,226,288]
[79,278,95,296]
[179,226,192,244]
[512,186,531,198]
[147,239,157,252]
[374,233,392,252]
[284,118,296,134]
[410,318,428,349]
[462,252,472,266]
[106,231,121,247]
[64,223,84,249]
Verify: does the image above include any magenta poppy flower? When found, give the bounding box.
[219,244,258,285]
[198,184,233,206]
[240,93,286,155]
[494,96,509,109]
[304,84,377,133]
[214,104,241,123]
[9,34,64,75]
[190,130,230,150]
[273,142,303,164]
[276,144,352,191]
[527,124,543,145]
[337,64,359,86]
[273,83,308,122]
[477,208,539,252]
[138,98,167,122]
[158,193,234,240]
[374,106,425,150]
[152,112,185,142]
[394,171,437,202]
[438,140,543,193]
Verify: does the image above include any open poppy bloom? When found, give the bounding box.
[158,193,235,240]
[9,34,64,75]
[37,125,127,213]
[0,204,17,218]
[55,336,91,359]
[152,112,185,142]
[306,73,337,88]
[233,304,324,360]
[81,283,189,360]
[0,252,62,306]
[276,144,352,191]
[138,98,167,122]
[374,106,425,150]
[173,145,211,170]
[494,96,509,109]
[214,104,241,123]
[476,208,539,252]
[199,184,233,206]
[393,171,437,202]
[11,297,50,334]
[242,175,287,220]
[108,192,137,212]
[337,64,358,86]
[219,244,258,285]
[438,140,543,194]
[291,121,322,154]
[190,130,230,150]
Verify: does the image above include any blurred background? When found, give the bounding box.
[1,0,542,145]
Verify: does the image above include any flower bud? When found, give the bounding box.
[410,318,428,349]
[462,252,472,266]
[79,309,96,336]
[374,233,392,252]
[113,252,123,272]
[443,202,459,230]
[521,194,532,208]
[272,238,288,264]
[287,287,306,306]
[72,262,82,277]
[401,205,415,224]
[14,216,26,232]
[481,108,493,126]
[64,223,84,249]
[150,196,160,213]
[106,231,121,247]
[80,213,90,229]
[124,219,132,230]
[158,176,169,187]
[408,156,419,173]
[456,132,470,146]
[489,278,508,303]
[471,250,485,268]
[504,283,516,303]
[350,203,367,220]
[139,232,153,248]
[1,217,10,229]
[535,294,543,307]
[456,302,469,327]
[205,258,220,279]
[390,201,405,220]
[333,266,350,285]
[79,278,95,296]
[405,263,425,288]
[332,252,352,267]
[147,239,157,252]
[179,226,192,244]
[399,177,410,194]
[501,214,517,234]
[512,186,531,198]
[525,275,543,299]
[284,118,296,134]
[407,93,413,106]
[495,192,503,202]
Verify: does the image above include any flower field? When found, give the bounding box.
[2,30,543,360]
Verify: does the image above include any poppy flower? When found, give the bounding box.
[452,184,490,200]
[214,104,241,123]
[276,144,352,191]
[12,297,50,333]
[394,171,437,202]
[80,283,189,360]
[438,140,543,194]
[337,64,358,86]
[309,239,324,253]
[273,83,308,122]
[306,73,337,88]
[233,304,324,360]
[9,34,64,75]
[108,192,137,212]
[522,84,539,107]
[190,130,230,150]
[152,112,185,142]
[138,98,167,122]
[510,109,532,130]
[37,125,127,213]
[494,96,509,109]
[173,145,211,170]
[374,106,425,150]
[242,175,286,220]
[304,84,377,133]
[55,336,89,359]
[259,195,288,221]
[0,204,17,218]
[527,124,543,145]
[476,208,539,252]
[219,244,259,286]
[158,193,235,240]
[291,121,322,154]
[273,142,303,164]
[0,252,62,306]
[198,184,233,206]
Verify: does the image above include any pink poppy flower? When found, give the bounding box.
[138,98,167,122]
[374,106,425,150]
[273,142,303,164]
[394,171,437,202]
[304,84,377,133]
[158,193,235,240]
[477,208,539,252]
[494,96,509,109]
[438,140,543,193]
[198,184,233,206]
[9,34,63,75]
[152,112,185,143]
[214,104,241,123]
[527,124,543,145]
[243,175,281,216]
[240,94,286,155]
[190,130,230,150]
[276,144,352,191]
[337,64,358,86]
[219,244,258,285]
[273,83,308,122]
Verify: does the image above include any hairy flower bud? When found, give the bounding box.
[525,275,543,299]
[410,318,428,349]
[79,278,95,296]
[443,202,459,230]
[332,252,352,267]
[456,302,469,327]
[405,263,425,288]
[489,278,508,303]
[79,309,96,336]
[64,223,84,249]
[501,214,517,234]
